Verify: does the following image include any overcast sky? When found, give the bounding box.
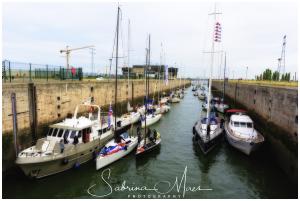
[2,1,298,79]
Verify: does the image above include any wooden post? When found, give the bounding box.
[28,83,37,144]
[234,82,238,106]
[11,93,19,157]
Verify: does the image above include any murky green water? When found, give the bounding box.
[2,88,297,198]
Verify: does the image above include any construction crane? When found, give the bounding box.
[60,45,95,69]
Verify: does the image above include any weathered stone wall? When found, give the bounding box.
[3,79,189,136]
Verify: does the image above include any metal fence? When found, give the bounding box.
[2,60,83,83]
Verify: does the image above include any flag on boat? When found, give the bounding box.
[214,22,221,42]
[108,103,113,128]
[164,65,168,85]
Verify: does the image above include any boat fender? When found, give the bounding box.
[74,162,80,169]
[124,145,128,151]
[62,158,69,165]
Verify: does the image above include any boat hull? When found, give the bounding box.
[96,137,138,170]
[170,97,180,103]
[224,123,264,155]
[141,114,162,128]
[136,139,161,156]
[16,133,113,179]
[193,122,223,154]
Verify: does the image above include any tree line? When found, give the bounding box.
[255,68,291,81]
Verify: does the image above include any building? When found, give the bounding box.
[122,65,178,79]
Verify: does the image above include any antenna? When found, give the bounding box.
[277,35,287,78]
[90,47,95,75]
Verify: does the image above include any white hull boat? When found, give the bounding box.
[224,110,264,155]
[141,114,162,128]
[215,103,229,113]
[96,133,138,170]
[119,112,140,125]
[193,114,224,154]
[160,97,169,104]
[16,103,114,178]
[170,97,180,103]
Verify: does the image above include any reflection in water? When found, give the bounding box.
[135,146,161,169]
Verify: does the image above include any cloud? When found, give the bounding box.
[2,1,298,78]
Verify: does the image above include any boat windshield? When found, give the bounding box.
[233,122,239,127]
[246,123,253,128]
[233,121,253,128]
[201,117,217,125]
[47,128,53,136]
[52,128,59,137]
[240,122,247,127]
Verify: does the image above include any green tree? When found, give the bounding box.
[262,68,272,80]
[272,71,280,81]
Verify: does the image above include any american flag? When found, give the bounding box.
[214,22,221,43]
[108,103,113,128]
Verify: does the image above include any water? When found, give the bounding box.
[2,88,297,198]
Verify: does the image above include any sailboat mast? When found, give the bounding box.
[127,19,130,98]
[206,4,221,122]
[223,52,226,101]
[114,6,120,136]
[148,35,151,100]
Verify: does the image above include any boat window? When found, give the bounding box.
[57,129,64,137]
[246,123,253,128]
[240,122,247,127]
[233,122,239,127]
[47,128,53,136]
[63,130,69,139]
[78,130,82,138]
[70,130,77,138]
[52,128,58,136]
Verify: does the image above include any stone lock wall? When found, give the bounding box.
[3,79,190,136]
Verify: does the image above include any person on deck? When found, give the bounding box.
[59,139,65,153]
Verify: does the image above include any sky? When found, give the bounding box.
[2,1,298,79]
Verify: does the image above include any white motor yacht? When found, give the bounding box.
[224,109,265,155]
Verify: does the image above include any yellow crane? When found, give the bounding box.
[60,45,94,69]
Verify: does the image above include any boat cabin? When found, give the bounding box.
[230,114,254,129]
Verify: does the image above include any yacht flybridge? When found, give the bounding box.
[16,102,114,178]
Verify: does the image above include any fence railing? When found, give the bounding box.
[2,60,83,83]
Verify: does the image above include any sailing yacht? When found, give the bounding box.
[193,5,224,154]
[136,34,162,156]
[96,6,137,170]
